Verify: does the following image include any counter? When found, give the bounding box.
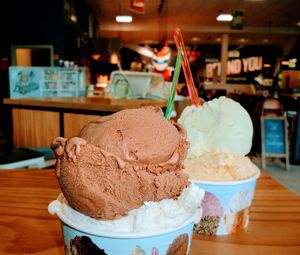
[3,97,167,147]
[0,169,299,254]
[3,97,167,113]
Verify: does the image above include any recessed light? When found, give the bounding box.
[281,60,289,65]
[190,37,201,42]
[143,40,155,44]
[70,14,77,23]
[216,14,233,22]
[116,15,133,23]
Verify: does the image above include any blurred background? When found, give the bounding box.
[0,0,300,165]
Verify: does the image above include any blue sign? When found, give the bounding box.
[262,117,286,154]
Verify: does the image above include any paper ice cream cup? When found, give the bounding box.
[191,170,260,236]
[55,215,194,255]
[58,221,194,255]
[48,189,202,255]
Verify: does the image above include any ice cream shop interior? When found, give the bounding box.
[1,0,300,254]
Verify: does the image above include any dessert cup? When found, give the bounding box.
[192,170,260,236]
[60,222,193,255]
[49,193,200,255]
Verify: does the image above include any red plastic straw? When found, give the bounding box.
[174,28,202,106]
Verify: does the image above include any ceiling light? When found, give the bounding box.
[143,40,155,44]
[116,15,133,23]
[216,14,233,22]
[297,22,300,26]
[263,38,270,43]
[281,60,289,65]
[228,50,240,58]
[91,54,101,61]
[190,37,201,42]
[70,14,77,23]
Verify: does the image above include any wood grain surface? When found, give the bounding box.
[5,97,167,148]
[0,170,299,255]
[4,97,167,112]
[12,109,60,147]
[63,113,99,138]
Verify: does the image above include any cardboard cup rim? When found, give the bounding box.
[190,170,261,186]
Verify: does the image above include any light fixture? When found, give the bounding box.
[262,38,270,43]
[288,58,297,68]
[70,14,77,23]
[239,38,247,43]
[216,13,233,22]
[91,54,101,61]
[190,37,201,42]
[115,15,133,23]
[110,52,119,64]
[281,60,289,65]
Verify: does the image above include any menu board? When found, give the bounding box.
[262,117,286,154]
[261,116,290,170]
[9,66,86,98]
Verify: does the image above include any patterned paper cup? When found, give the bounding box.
[60,221,194,255]
[49,196,198,255]
[191,171,260,236]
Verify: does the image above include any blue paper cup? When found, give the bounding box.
[191,171,260,236]
[58,218,194,255]
[48,194,197,255]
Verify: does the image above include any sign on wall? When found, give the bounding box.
[231,10,245,30]
[206,56,263,78]
[130,0,145,14]
[9,66,86,98]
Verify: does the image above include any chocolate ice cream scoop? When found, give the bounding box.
[51,106,189,220]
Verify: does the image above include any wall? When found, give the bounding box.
[0,0,95,149]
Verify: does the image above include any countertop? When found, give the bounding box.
[3,97,167,113]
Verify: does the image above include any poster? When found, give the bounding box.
[9,66,86,98]
[130,0,145,14]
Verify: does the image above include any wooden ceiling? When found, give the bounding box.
[86,0,300,48]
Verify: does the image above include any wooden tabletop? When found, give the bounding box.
[0,169,300,255]
[3,97,167,113]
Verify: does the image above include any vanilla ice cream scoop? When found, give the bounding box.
[178,96,253,157]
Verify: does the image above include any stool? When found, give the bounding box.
[260,97,290,170]
[0,148,45,169]
[261,98,284,116]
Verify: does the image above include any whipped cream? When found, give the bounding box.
[48,183,204,237]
